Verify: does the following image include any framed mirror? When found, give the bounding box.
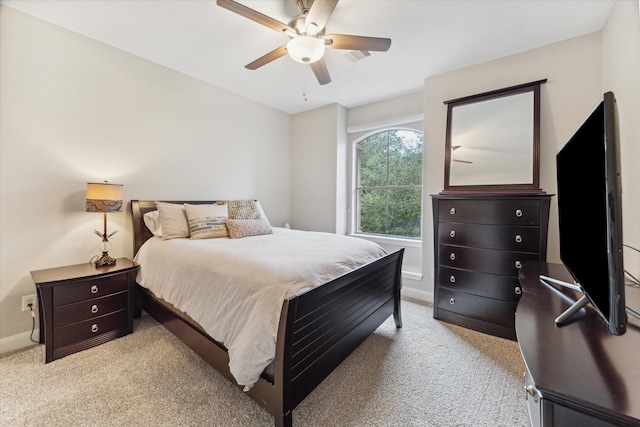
[442,80,546,194]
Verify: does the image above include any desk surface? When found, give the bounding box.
[516,262,640,425]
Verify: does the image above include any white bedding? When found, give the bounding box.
[134,227,387,390]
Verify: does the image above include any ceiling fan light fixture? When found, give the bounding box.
[287,36,325,64]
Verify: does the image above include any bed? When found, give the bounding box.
[131,200,404,426]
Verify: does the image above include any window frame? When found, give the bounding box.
[350,127,424,241]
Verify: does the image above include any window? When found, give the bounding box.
[354,129,423,239]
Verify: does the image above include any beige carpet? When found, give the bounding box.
[0,298,526,426]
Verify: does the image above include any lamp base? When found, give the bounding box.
[95,252,117,267]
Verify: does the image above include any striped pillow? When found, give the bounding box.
[184,204,229,239]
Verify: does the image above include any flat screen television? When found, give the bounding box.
[540,91,627,335]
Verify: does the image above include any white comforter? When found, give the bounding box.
[134,227,387,390]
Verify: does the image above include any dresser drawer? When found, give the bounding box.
[437,288,517,327]
[438,199,541,226]
[438,222,540,253]
[54,309,128,348]
[54,291,128,327]
[437,266,522,302]
[439,244,540,277]
[53,273,128,306]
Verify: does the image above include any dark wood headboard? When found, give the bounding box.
[131,200,218,255]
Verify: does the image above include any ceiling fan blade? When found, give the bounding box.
[306,0,339,35]
[217,0,295,34]
[310,58,331,85]
[245,45,288,70]
[325,34,391,52]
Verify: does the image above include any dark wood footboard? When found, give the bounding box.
[131,200,404,426]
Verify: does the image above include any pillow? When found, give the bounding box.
[184,203,229,239]
[143,210,162,237]
[254,201,270,225]
[215,200,262,220]
[155,202,190,240]
[226,219,273,239]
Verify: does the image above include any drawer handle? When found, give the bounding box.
[449,275,456,283]
[515,209,523,218]
[449,253,456,261]
[515,234,523,243]
[91,304,99,314]
[449,230,456,238]
[91,324,99,333]
[449,298,455,305]
[449,207,456,215]
[515,260,522,269]
[90,285,99,294]
[515,287,522,295]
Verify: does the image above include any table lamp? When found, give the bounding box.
[86,181,123,266]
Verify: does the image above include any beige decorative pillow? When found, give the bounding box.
[226,219,273,239]
[185,203,229,239]
[215,200,262,220]
[155,202,190,240]
[143,210,162,237]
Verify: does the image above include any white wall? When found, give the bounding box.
[0,6,292,349]
[602,0,640,278]
[290,104,348,233]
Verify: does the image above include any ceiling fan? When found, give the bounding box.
[451,145,473,164]
[216,0,392,85]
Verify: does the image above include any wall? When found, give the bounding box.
[0,6,292,351]
[602,0,640,278]
[423,33,605,297]
[290,104,348,233]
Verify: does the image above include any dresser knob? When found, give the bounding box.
[449,275,456,283]
[449,253,456,261]
[449,207,456,215]
[515,209,523,217]
[90,285,99,294]
[91,324,99,333]
[515,287,522,295]
[515,234,523,243]
[449,230,456,238]
[449,298,455,305]
[515,260,522,269]
[91,304,99,314]
[525,385,536,396]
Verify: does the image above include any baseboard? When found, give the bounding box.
[401,287,433,304]
[0,329,40,355]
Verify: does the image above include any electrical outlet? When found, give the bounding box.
[21,294,37,312]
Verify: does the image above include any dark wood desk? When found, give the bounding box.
[516,262,640,427]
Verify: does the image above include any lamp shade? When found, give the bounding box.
[86,182,123,212]
[287,36,325,64]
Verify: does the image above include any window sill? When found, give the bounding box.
[348,233,422,248]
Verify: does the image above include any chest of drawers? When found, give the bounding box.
[31,258,139,362]
[431,194,551,340]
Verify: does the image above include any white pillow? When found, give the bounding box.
[184,203,229,239]
[254,201,270,225]
[143,210,162,237]
[155,202,190,240]
[226,219,272,239]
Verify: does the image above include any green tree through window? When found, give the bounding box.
[356,129,423,238]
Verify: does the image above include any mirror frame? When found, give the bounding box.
[442,79,547,194]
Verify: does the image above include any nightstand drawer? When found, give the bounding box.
[54,291,128,327]
[54,309,128,348]
[53,273,128,306]
[438,222,540,253]
[438,199,541,226]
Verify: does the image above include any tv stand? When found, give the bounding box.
[538,274,590,326]
[517,262,640,427]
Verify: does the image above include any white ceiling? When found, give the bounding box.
[2,0,616,114]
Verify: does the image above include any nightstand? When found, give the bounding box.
[30,258,139,363]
